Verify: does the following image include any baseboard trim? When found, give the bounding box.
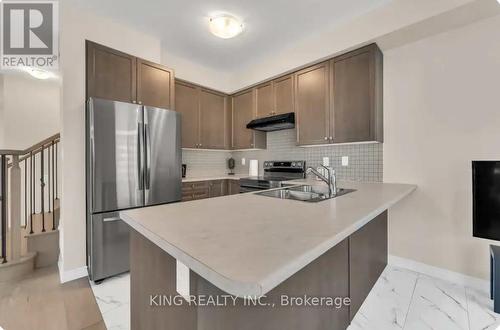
[58,260,88,283]
[389,254,489,292]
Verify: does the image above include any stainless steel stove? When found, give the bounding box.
[239,161,306,193]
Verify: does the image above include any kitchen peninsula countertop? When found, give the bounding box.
[121,180,416,297]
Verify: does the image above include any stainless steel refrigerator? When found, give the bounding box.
[86,97,181,282]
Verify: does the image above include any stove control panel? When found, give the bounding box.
[264,161,305,169]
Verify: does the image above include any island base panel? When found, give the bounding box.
[130,230,350,330]
[349,211,388,320]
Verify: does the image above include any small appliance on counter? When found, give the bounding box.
[182,164,187,178]
[227,158,235,175]
[239,160,306,193]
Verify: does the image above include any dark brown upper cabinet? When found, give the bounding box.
[254,75,295,118]
[175,80,230,150]
[332,44,383,143]
[273,75,294,115]
[86,41,137,103]
[175,81,199,149]
[255,82,274,118]
[137,58,174,109]
[294,44,383,146]
[232,89,266,150]
[294,62,331,146]
[86,41,174,109]
[199,88,228,149]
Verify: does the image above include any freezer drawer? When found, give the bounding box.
[89,211,130,281]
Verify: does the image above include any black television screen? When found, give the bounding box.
[473,161,500,240]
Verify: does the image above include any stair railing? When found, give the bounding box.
[0,133,60,264]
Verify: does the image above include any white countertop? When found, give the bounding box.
[121,180,416,297]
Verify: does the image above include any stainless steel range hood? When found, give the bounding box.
[246,112,295,132]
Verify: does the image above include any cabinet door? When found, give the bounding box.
[332,44,383,143]
[228,180,240,195]
[175,81,200,148]
[181,183,194,201]
[295,62,330,145]
[208,180,224,198]
[273,75,294,115]
[232,89,255,149]
[200,89,227,149]
[86,41,136,103]
[137,59,174,109]
[255,83,274,118]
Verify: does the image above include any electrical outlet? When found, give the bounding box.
[322,157,329,167]
[242,158,246,165]
[342,156,349,167]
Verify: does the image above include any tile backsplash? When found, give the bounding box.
[181,149,232,178]
[182,129,383,182]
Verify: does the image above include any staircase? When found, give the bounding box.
[0,134,60,281]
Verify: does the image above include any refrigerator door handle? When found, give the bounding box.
[88,99,96,209]
[145,123,151,190]
[137,122,144,190]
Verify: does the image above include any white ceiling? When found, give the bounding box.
[69,0,391,73]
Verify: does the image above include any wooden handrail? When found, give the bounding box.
[0,133,60,156]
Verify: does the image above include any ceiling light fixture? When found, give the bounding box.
[209,14,244,39]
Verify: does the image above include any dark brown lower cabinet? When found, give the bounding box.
[129,210,388,329]
[181,181,209,201]
[181,179,239,201]
[227,179,240,195]
[208,180,225,197]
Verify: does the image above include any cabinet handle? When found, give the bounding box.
[250,143,254,147]
[138,101,142,105]
[132,100,137,104]
[329,137,333,140]
[324,137,328,140]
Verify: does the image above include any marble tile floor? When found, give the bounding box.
[91,266,500,330]
[90,272,130,330]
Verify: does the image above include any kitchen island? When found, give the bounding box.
[121,180,416,330]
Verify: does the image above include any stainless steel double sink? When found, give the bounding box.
[255,185,355,203]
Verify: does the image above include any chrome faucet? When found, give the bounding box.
[306,165,337,197]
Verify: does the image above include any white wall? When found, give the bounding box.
[384,14,500,280]
[0,73,60,150]
[59,2,163,274]
[228,0,475,92]
[0,76,4,148]
[161,48,232,93]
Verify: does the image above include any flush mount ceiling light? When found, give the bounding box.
[209,14,244,39]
